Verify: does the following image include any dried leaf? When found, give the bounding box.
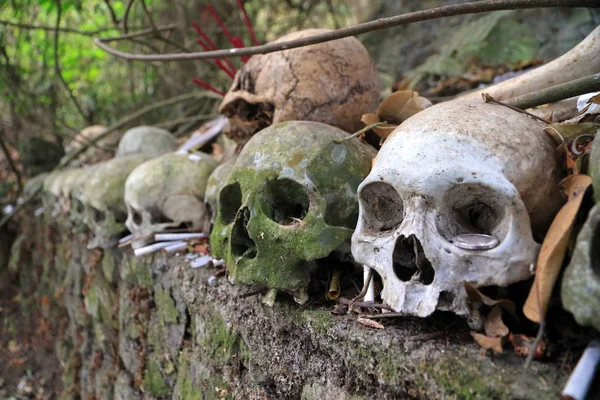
[357,317,385,330]
[588,93,600,105]
[483,305,509,338]
[509,333,546,359]
[471,332,503,354]
[377,91,424,123]
[543,123,598,145]
[464,282,517,318]
[523,174,592,323]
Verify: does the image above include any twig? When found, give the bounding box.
[524,320,546,368]
[334,122,386,143]
[94,0,597,61]
[337,297,392,310]
[348,268,372,313]
[123,0,136,33]
[0,19,116,36]
[0,129,23,199]
[361,312,407,319]
[54,0,88,123]
[103,24,179,43]
[238,288,267,299]
[482,93,549,123]
[103,0,120,27]
[507,73,600,110]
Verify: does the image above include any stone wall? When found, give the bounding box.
[8,201,570,399]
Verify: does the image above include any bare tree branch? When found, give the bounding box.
[53,0,88,123]
[94,0,598,62]
[123,0,136,33]
[0,19,116,36]
[103,0,121,27]
[0,128,23,200]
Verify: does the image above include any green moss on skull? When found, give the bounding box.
[211,121,375,294]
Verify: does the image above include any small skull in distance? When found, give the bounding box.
[124,152,218,248]
[352,100,564,317]
[116,126,178,158]
[219,29,380,145]
[211,121,376,302]
[81,154,152,249]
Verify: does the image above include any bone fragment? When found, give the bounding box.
[363,265,375,303]
[163,241,188,254]
[562,340,600,400]
[155,232,206,241]
[190,255,213,268]
[118,233,134,244]
[460,26,600,101]
[177,116,227,153]
[134,241,181,257]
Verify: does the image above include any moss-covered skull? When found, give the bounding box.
[211,121,376,301]
[124,152,218,248]
[116,126,178,158]
[81,154,151,249]
[219,29,380,145]
[204,156,238,226]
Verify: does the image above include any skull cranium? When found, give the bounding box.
[352,100,564,317]
[124,152,218,247]
[219,29,380,144]
[211,121,376,300]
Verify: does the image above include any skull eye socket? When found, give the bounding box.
[359,182,403,233]
[93,208,106,223]
[219,182,242,224]
[132,209,143,225]
[439,184,505,241]
[264,179,309,226]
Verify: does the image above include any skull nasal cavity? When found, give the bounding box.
[392,235,434,285]
[231,207,257,259]
[265,179,309,226]
[360,182,403,232]
[219,182,242,224]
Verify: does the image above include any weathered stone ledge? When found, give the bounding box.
[7,207,568,399]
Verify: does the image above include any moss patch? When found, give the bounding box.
[155,285,179,326]
[143,359,170,397]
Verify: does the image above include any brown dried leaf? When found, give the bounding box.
[464,282,517,319]
[588,93,600,105]
[357,317,385,330]
[483,305,509,338]
[509,333,546,359]
[377,90,427,124]
[523,174,592,323]
[471,332,503,354]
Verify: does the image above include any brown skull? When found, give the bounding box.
[219,29,380,144]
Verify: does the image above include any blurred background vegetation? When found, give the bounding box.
[0,0,598,208]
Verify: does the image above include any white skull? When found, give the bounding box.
[124,152,218,248]
[352,100,564,317]
[116,126,178,158]
[81,154,152,249]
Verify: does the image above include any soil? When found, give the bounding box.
[0,285,63,399]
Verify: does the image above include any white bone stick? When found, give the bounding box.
[460,26,600,101]
[176,116,227,153]
[134,241,181,257]
[118,233,134,244]
[154,233,206,241]
[163,242,188,254]
[562,340,600,400]
[364,265,375,303]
